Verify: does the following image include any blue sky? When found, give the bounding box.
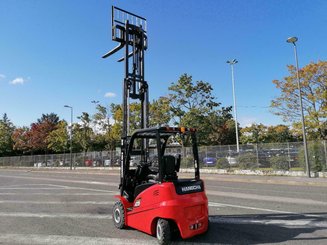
[0,0,326,127]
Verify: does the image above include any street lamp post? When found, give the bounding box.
[227,59,240,153]
[64,105,73,170]
[286,36,310,178]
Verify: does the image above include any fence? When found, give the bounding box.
[196,141,327,172]
[1,141,326,172]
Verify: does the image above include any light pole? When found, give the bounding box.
[286,36,310,178]
[227,59,240,153]
[64,105,73,170]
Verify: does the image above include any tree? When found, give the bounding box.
[37,113,59,125]
[109,97,172,131]
[298,142,326,172]
[47,120,69,153]
[149,97,172,127]
[168,73,219,126]
[91,104,119,151]
[240,124,268,144]
[168,74,234,145]
[107,103,123,151]
[105,74,232,146]
[207,115,239,145]
[28,122,49,153]
[93,104,109,133]
[12,127,30,154]
[271,60,327,140]
[28,113,60,153]
[11,113,61,155]
[74,112,93,153]
[0,114,15,156]
[266,124,295,142]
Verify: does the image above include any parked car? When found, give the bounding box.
[104,159,111,167]
[203,157,217,166]
[59,160,70,167]
[104,157,120,167]
[34,162,46,167]
[85,159,93,167]
[226,156,237,165]
[33,160,55,167]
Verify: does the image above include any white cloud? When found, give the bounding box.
[10,77,26,85]
[0,74,5,80]
[104,92,116,98]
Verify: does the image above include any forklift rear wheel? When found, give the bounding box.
[156,218,171,245]
[113,201,125,229]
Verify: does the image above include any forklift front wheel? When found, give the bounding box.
[156,218,171,245]
[113,201,125,229]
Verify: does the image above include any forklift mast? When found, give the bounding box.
[102,6,149,192]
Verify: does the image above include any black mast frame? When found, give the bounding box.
[103,6,148,195]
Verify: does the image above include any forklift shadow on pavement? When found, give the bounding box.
[173,213,327,244]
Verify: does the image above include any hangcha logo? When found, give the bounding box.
[181,185,201,192]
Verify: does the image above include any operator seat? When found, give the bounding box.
[162,155,177,181]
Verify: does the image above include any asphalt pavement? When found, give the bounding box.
[0,168,326,244]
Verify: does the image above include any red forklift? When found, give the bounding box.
[103,6,208,244]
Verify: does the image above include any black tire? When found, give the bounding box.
[112,201,125,229]
[156,218,171,245]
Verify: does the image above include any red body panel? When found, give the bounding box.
[115,180,208,239]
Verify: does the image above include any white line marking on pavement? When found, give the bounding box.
[209,202,292,214]
[1,184,59,188]
[0,212,112,219]
[0,183,118,194]
[0,192,113,196]
[206,184,319,195]
[206,190,327,206]
[0,187,65,190]
[0,200,115,205]
[0,174,117,187]
[47,184,118,193]
[209,201,325,219]
[209,216,327,228]
[0,234,157,245]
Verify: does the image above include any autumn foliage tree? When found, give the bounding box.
[29,113,60,153]
[12,113,60,154]
[271,60,327,140]
[12,127,31,153]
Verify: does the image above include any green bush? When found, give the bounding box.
[298,142,326,173]
[269,155,289,171]
[237,153,258,170]
[216,157,230,169]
